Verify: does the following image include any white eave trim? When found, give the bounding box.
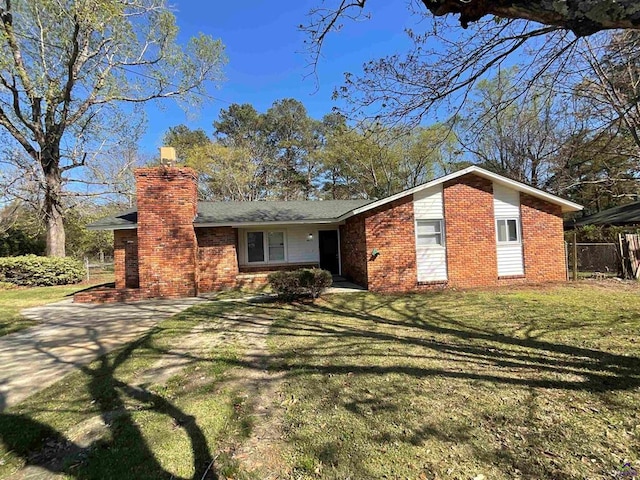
[337,166,583,220]
[87,224,137,231]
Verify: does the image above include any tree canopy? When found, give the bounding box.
[0,0,226,256]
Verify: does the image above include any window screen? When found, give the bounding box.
[268,231,285,261]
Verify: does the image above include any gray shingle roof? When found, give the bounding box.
[87,200,372,230]
[196,200,371,224]
[572,200,640,227]
[88,209,138,230]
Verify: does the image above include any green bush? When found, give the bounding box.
[268,268,333,300]
[0,255,86,287]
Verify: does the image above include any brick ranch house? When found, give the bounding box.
[74,165,582,303]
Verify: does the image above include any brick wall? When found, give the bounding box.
[135,167,198,298]
[521,193,567,282]
[114,229,138,289]
[443,174,498,288]
[360,197,418,292]
[196,227,239,292]
[74,287,152,304]
[239,263,319,273]
[340,216,368,288]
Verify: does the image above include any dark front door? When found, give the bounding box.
[319,230,340,274]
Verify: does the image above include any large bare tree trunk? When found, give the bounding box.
[422,0,640,36]
[42,150,66,257]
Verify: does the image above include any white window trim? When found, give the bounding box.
[246,229,287,264]
[415,219,445,248]
[495,218,521,244]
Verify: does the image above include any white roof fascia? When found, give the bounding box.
[87,224,137,231]
[337,166,582,221]
[470,167,583,213]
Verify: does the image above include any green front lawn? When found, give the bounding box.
[0,282,638,479]
[266,284,640,479]
[0,273,114,336]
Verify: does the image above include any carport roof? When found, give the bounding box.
[571,200,640,227]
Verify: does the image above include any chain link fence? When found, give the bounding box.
[567,242,620,277]
[83,254,114,281]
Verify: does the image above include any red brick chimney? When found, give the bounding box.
[134,166,198,298]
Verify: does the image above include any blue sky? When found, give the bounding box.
[140,1,418,155]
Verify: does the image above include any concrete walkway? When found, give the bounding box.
[326,279,367,294]
[0,297,204,411]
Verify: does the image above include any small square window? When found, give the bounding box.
[496,219,519,243]
[417,220,444,246]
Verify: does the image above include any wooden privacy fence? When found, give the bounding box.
[620,234,640,279]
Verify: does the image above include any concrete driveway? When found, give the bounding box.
[0,297,204,411]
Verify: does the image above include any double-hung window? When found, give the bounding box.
[496,218,520,243]
[267,231,285,261]
[247,231,286,263]
[416,220,444,246]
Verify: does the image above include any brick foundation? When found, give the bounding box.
[239,263,319,273]
[236,273,270,289]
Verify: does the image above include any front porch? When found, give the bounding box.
[326,275,367,293]
[235,226,342,275]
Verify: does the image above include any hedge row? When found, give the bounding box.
[268,268,333,300]
[0,255,85,287]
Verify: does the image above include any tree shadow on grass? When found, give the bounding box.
[4,292,635,479]
[0,331,218,480]
[253,294,640,392]
[209,293,640,478]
